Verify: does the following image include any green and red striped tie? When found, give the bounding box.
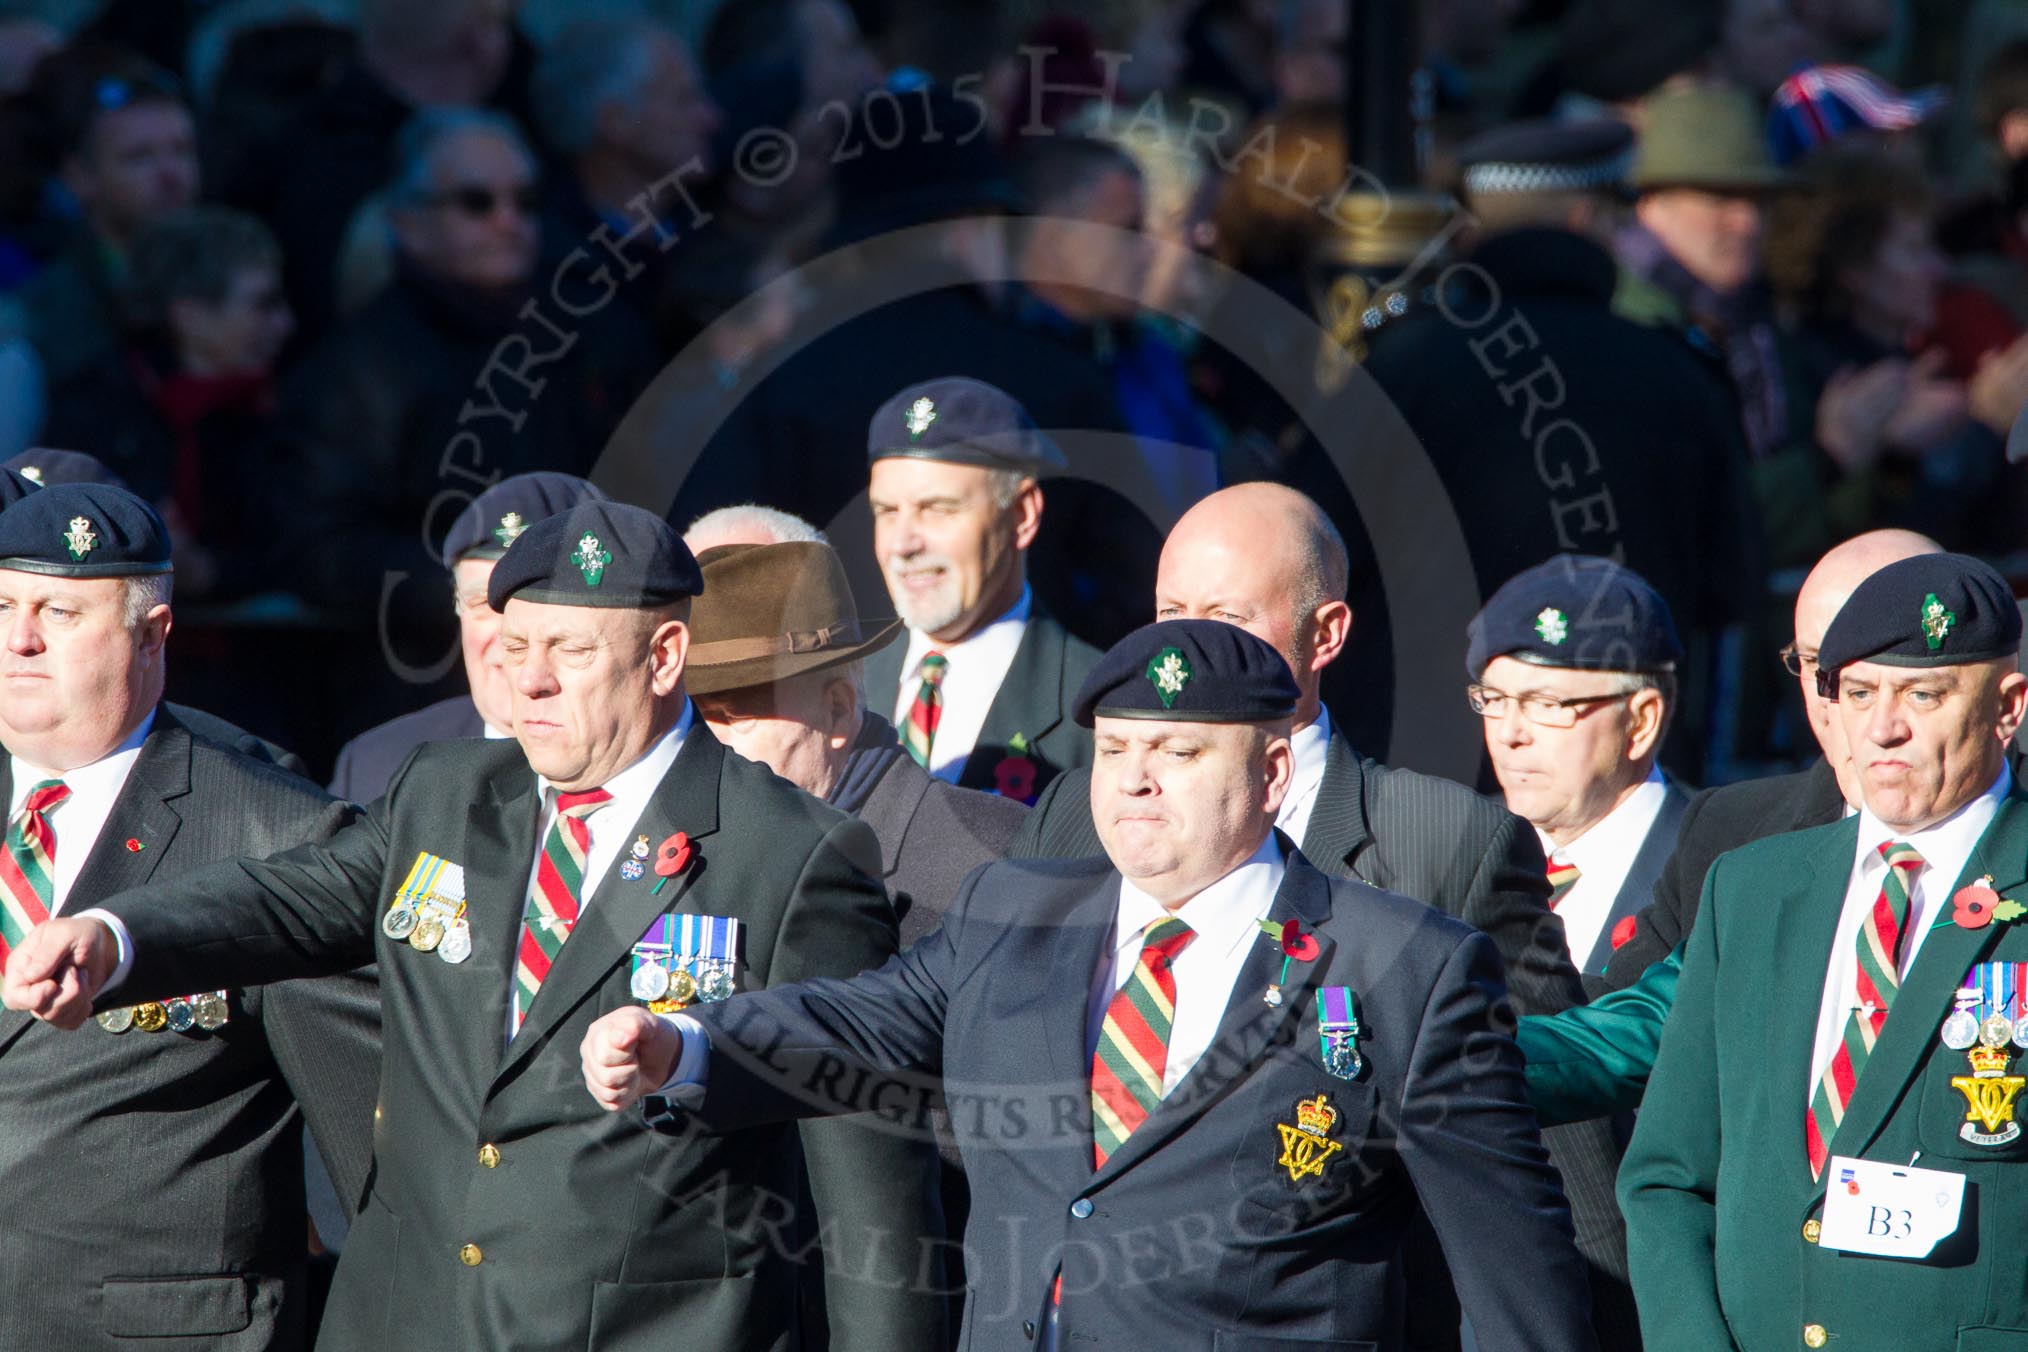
[1546,856,1581,909]
[1091,916,1196,1168]
[902,652,948,768]
[1806,840,1923,1179]
[513,787,611,1033]
[0,779,69,966]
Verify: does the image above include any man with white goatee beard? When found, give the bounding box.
[862,376,1101,806]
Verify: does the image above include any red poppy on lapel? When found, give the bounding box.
[992,755,1038,804]
[650,832,693,895]
[1954,884,1999,929]
[1610,915,1638,950]
[1280,918,1320,962]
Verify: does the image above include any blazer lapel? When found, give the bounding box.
[1829,795,2028,1167]
[1091,849,1335,1187]
[0,720,186,1056]
[865,634,905,723]
[1297,733,1370,880]
[964,610,1069,787]
[1767,821,1863,1176]
[1043,870,1118,1111]
[1580,783,1691,974]
[493,730,724,1089]
[460,767,542,1090]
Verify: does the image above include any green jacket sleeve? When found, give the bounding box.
[1518,945,1682,1126]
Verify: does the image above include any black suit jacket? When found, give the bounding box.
[865,604,1101,805]
[0,708,378,1351]
[326,694,484,803]
[96,726,945,1352]
[685,848,1600,1352]
[166,700,311,780]
[1598,759,1844,992]
[1009,726,1636,1347]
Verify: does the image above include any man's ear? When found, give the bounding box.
[650,619,691,696]
[823,676,859,750]
[1626,687,1667,761]
[1011,480,1044,552]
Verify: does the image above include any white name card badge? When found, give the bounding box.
[1818,1155,1966,1259]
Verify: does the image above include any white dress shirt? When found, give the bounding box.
[1536,767,1669,969]
[1276,707,1332,849]
[1806,764,2009,1106]
[891,586,1031,783]
[505,704,690,1042]
[1088,832,1286,1093]
[15,711,154,916]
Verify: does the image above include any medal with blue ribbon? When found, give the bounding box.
[1316,986,1362,1080]
[673,913,742,1004]
[630,914,677,1006]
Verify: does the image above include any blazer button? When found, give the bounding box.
[478,1144,501,1169]
[1802,1219,1821,1244]
[1069,1198,1093,1220]
[1803,1324,1827,1348]
[459,1244,483,1267]
[1022,1320,1036,1340]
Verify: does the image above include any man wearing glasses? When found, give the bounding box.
[1468,555,1689,984]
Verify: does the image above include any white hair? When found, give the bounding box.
[683,503,827,552]
[123,573,173,630]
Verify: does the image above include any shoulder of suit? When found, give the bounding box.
[717,743,858,840]
[182,730,341,813]
[1706,810,1851,883]
[1356,753,1509,836]
[1028,604,1104,667]
[337,696,480,759]
[1682,764,1831,832]
[1310,857,1479,948]
[922,777,1029,842]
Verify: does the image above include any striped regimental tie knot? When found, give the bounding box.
[1090,915,1197,1169]
[513,787,613,1032]
[1806,839,1924,1179]
[1546,856,1581,910]
[902,651,950,768]
[0,779,70,965]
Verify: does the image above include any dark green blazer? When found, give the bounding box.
[1621,790,2028,1352]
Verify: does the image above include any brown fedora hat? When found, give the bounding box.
[683,541,903,696]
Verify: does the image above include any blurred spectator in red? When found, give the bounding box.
[1764,148,2028,561]
[1616,84,1790,458]
[12,51,197,387]
[530,14,720,333]
[221,0,531,341]
[41,206,292,599]
[275,108,652,673]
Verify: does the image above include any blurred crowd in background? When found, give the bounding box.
[0,0,2025,787]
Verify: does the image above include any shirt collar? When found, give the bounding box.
[10,706,156,809]
[1542,766,1667,871]
[1291,705,1331,772]
[1853,762,2012,873]
[535,701,692,805]
[1114,830,1286,958]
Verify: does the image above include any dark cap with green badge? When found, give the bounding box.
[1816,553,2022,698]
[0,482,172,577]
[1073,619,1299,727]
[866,376,1068,478]
[487,500,702,611]
[439,471,607,570]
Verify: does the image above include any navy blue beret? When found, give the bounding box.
[1073,619,1299,727]
[4,447,126,490]
[867,376,1067,477]
[440,471,608,570]
[0,482,171,578]
[0,469,38,511]
[1817,552,2021,696]
[1467,555,1682,677]
[487,500,702,612]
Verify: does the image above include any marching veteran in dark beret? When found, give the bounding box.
[864,376,1101,805]
[581,618,1599,1352]
[0,482,377,1351]
[327,471,607,804]
[1623,552,2028,1352]
[5,500,946,1352]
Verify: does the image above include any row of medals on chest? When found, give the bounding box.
[97,990,230,1035]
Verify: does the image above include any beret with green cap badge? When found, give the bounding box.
[1467,554,1681,678]
[0,482,172,577]
[867,376,1068,477]
[1073,619,1299,727]
[439,471,608,570]
[1816,553,2022,698]
[486,500,702,612]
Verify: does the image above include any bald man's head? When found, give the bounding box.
[1792,529,1942,794]
[1155,484,1352,726]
